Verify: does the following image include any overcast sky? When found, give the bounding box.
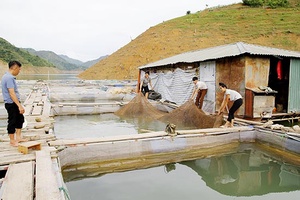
[0,0,241,62]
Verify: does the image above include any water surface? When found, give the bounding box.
[54,114,167,139]
[65,144,300,200]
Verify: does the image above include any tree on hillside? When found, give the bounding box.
[243,0,289,8]
[0,37,53,67]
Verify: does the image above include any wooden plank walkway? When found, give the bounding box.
[0,161,34,200]
[36,150,63,200]
[0,81,67,200]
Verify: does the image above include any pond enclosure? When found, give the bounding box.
[1,79,300,200]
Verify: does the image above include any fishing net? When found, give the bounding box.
[115,93,223,129]
[159,99,224,129]
[114,93,165,119]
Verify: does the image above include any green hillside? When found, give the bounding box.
[24,48,86,70]
[0,38,91,71]
[0,37,54,67]
[79,2,300,80]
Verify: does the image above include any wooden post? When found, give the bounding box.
[137,69,141,93]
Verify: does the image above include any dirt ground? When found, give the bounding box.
[79,3,300,80]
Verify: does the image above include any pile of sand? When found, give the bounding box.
[115,94,223,129]
[159,99,223,129]
[114,93,165,119]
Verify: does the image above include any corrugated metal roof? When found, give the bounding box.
[139,42,300,69]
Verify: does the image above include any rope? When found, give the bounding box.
[59,186,71,200]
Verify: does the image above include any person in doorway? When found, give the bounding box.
[191,77,208,109]
[218,82,243,128]
[1,61,26,146]
[139,71,153,99]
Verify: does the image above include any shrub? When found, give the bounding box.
[243,0,264,7]
[266,0,289,8]
[243,0,289,8]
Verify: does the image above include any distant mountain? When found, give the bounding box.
[59,54,108,68]
[82,55,108,68]
[24,48,85,70]
[59,55,83,66]
[0,37,108,71]
[0,38,54,67]
[24,49,107,70]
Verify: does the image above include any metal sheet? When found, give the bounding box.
[216,57,245,116]
[200,61,216,113]
[245,57,270,88]
[139,42,300,69]
[288,59,300,112]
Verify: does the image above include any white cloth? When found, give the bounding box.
[225,89,242,101]
[148,68,195,105]
[195,81,208,90]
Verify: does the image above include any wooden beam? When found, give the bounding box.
[233,117,263,125]
[35,150,62,200]
[31,105,43,116]
[56,102,126,107]
[0,161,34,200]
[24,104,33,116]
[49,126,254,146]
[49,131,168,146]
[270,117,300,122]
[0,154,36,166]
[177,126,254,135]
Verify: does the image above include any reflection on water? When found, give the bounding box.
[182,145,300,197]
[65,143,300,200]
[54,114,167,139]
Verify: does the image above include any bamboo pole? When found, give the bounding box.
[49,126,254,146]
[270,117,300,122]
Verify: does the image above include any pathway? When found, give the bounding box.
[0,81,68,200]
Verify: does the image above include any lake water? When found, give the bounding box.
[64,143,300,200]
[18,73,80,80]
[53,114,167,138]
[52,114,300,200]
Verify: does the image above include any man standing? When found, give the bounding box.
[191,77,208,109]
[1,61,25,146]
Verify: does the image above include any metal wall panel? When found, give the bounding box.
[200,61,216,113]
[245,57,270,88]
[288,59,300,112]
[216,57,245,116]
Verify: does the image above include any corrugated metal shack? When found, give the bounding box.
[138,42,300,118]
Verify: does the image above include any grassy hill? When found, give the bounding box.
[78,3,300,80]
[0,37,54,68]
[0,38,100,72]
[23,49,106,71]
[24,48,86,70]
